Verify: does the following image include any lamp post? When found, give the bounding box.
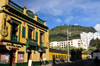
[67,29,70,61]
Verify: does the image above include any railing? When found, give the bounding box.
[37,17,44,24]
[26,10,35,18]
[26,38,37,46]
[40,42,43,47]
[12,34,18,42]
[9,0,23,13]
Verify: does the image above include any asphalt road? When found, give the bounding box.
[52,59,100,66]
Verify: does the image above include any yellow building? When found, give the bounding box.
[49,48,87,63]
[0,0,49,66]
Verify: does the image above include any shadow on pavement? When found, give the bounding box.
[52,59,87,66]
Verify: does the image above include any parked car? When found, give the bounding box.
[87,55,92,59]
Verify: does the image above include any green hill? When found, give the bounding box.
[49,25,97,42]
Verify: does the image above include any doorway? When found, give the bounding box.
[28,52,31,60]
[40,53,43,66]
[28,52,32,66]
[10,50,16,66]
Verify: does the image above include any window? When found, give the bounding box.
[12,22,19,41]
[18,52,24,63]
[64,44,65,46]
[22,27,26,38]
[28,25,35,39]
[78,43,80,44]
[29,29,32,39]
[12,22,18,36]
[40,33,43,42]
[0,53,9,64]
[36,32,38,41]
[68,42,70,43]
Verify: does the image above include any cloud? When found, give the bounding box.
[74,23,78,25]
[56,18,62,23]
[13,0,100,29]
[65,16,73,23]
[14,0,100,17]
[94,24,100,33]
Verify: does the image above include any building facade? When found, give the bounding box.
[0,0,49,66]
[80,32,100,46]
[49,39,87,50]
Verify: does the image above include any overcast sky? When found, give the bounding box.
[12,0,100,33]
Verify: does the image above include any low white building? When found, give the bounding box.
[49,39,87,50]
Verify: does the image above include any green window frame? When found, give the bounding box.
[22,27,26,38]
[33,30,34,39]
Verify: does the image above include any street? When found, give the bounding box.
[51,59,100,66]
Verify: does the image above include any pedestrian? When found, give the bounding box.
[53,56,55,65]
[43,56,46,66]
[40,58,42,66]
[95,56,99,66]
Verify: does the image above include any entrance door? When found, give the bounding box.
[28,52,31,60]
[10,50,16,66]
[28,52,32,66]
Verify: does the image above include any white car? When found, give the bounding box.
[87,55,92,59]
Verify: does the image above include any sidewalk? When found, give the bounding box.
[45,58,87,66]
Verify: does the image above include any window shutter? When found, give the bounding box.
[36,32,38,41]
[22,27,26,38]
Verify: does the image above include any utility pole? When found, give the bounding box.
[67,29,70,61]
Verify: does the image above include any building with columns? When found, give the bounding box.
[0,0,49,66]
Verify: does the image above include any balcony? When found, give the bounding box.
[26,38,38,46]
[39,42,47,49]
[11,34,18,42]
[40,42,43,47]
[9,0,23,13]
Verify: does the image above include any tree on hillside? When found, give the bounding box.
[49,25,97,42]
[89,38,100,50]
[50,46,62,50]
[88,47,97,54]
[62,45,78,51]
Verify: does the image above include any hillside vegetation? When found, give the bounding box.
[49,24,97,42]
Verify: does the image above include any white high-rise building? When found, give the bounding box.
[80,32,100,46]
[94,32,100,39]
